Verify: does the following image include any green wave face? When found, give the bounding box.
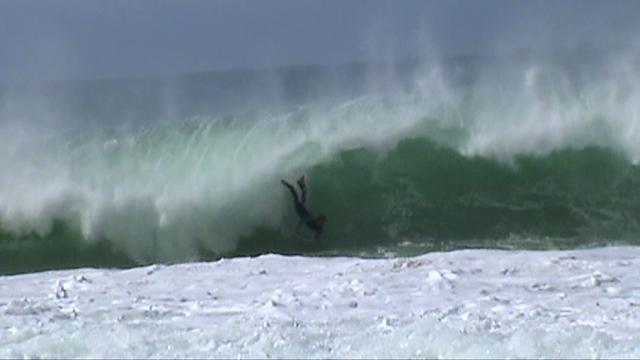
[2,60,640,273]
[3,135,639,275]
[300,140,640,249]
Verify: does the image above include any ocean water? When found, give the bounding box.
[2,248,640,359]
[2,57,640,273]
[1,55,640,357]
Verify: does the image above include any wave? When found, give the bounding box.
[2,58,640,273]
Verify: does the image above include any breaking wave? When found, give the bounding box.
[2,57,640,273]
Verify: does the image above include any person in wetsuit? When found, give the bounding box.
[281,175,327,240]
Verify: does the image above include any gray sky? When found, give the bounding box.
[1,0,639,84]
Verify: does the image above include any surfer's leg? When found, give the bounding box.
[281,180,300,204]
[284,179,309,219]
[297,176,307,205]
[300,187,307,205]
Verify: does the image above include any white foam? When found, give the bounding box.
[1,246,639,358]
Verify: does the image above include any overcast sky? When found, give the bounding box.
[1,0,639,84]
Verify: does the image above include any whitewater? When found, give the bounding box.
[2,248,640,358]
[2,53,640,357]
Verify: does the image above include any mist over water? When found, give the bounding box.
[1,45,640,273]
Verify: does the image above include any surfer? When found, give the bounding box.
[281,175,327,240]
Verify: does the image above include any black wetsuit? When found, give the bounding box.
[281,180,323,235]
